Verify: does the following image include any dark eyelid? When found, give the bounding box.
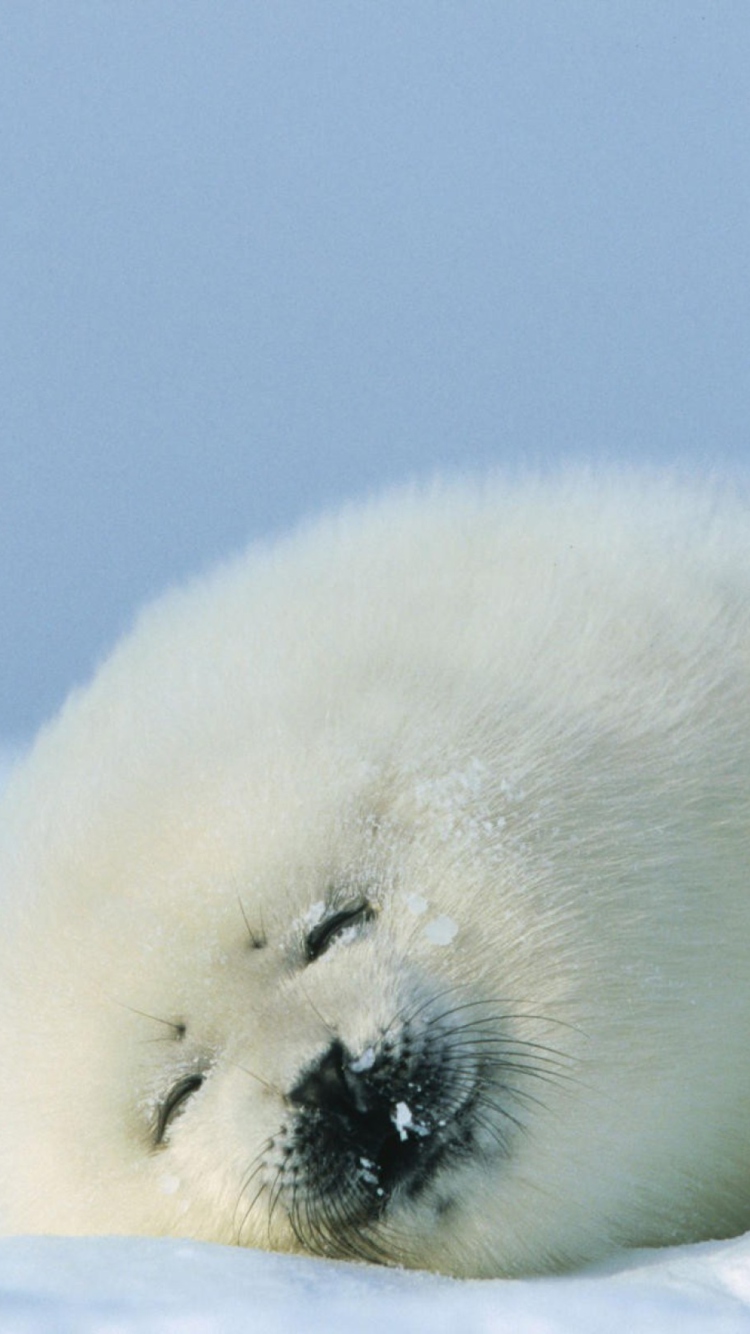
[155,1073,204,1145]
[305,900,374,963]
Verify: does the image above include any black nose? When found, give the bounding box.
[289,1039,418,1186]
[289,1040,369,1118]
[287,1039,448,1206]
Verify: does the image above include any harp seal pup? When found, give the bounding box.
[1,471,749,1278]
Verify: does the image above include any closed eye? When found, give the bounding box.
[305,900,374,964]
[155,1073,204,1145]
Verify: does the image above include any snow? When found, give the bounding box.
[423,916,460,948]
[405,895,463,946]
[303,902,327,930]
[350,1047,376,1074]
[405,894,429,917]
[2,1232,750,1333]
[391,1102,429,1142]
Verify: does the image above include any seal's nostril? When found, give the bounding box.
[289,1040,356,1115]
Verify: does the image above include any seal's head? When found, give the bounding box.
[1,474,749,1276]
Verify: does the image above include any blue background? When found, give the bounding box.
[2,1,749,737]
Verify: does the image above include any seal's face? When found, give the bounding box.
[1,727,580,1278]
[151,883,537,1272]
[182,889,545,1272]
[81,756,570,1279]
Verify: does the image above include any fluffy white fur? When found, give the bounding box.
[0,472,749,1278]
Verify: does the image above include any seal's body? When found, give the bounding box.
[0,473,748,1277]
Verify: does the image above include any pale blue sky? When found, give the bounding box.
[2,1,749,736]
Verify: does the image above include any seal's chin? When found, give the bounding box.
[274,1032,483,1260]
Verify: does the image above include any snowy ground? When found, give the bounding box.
[3,1233,750,1334]
[2,746,750,1331]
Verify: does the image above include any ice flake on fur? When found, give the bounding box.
[358,1156,380,1186]
[392,1102,430,1141]
[350,1047,376,1073]
[423,915,459,947]
[405,893,429,916]
[303,901,326,929]
[411,758,520,858]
